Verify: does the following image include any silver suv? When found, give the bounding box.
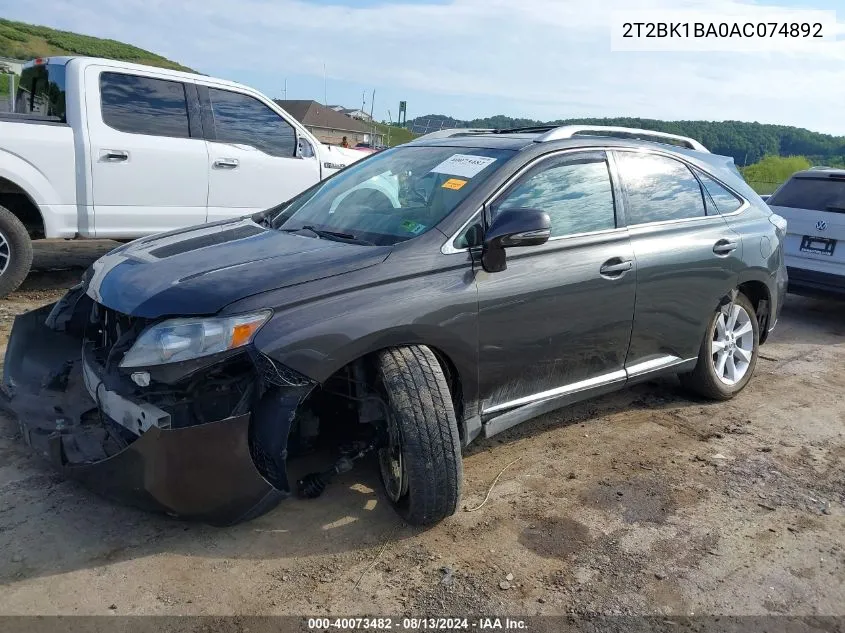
[766,168,845,298]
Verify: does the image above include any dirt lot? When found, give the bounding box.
[0,240,843,618]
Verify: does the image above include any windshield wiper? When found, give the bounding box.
[282,225,373,245]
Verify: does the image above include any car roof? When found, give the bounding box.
[790,167,845,179]
[407,125,713,155]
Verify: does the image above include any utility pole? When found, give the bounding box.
[282,78,287,101]
[323,63,327,106]
[370,89,376,145]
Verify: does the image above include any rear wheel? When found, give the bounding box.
[0,206,33,298]
[680,293,759,400]
[376,346,462,526]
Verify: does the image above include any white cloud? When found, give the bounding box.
[4,0,845,133]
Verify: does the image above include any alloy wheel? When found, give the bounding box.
[378,411,407,503]
[711,303,755,386]
[0,229,10,276]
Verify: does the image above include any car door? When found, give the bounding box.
[85,67,210,237]
[613,150,746,372]
[202,86,321,221]
[474,150,636,427]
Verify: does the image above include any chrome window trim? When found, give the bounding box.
[440,145,750,255]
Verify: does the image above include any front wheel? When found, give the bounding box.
[376,346,462,526]
[680,293,760,400]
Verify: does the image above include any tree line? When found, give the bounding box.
[405,114,845,167]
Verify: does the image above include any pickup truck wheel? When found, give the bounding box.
[679,293,759,400]
[0,206,33,298]
[376,346,462,526]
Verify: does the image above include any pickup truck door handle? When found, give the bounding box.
[99,149,129,162]
[713,238,739,256]
[213,158,240,169]
[599,258,633,278]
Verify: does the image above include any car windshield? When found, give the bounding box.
[272,146,514,245]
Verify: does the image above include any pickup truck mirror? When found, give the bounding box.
[481,208,551,273]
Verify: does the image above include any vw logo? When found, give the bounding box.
[816,220,827,231]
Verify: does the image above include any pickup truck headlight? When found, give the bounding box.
[119,311,271,368]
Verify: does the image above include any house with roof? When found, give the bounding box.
[276,100,382,147]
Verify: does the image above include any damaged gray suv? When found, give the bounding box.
[3,126,787,526]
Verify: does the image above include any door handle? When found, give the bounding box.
[599,258,633,278]
[213,158,240,169]
[100,149,128,162]
[713,238,738,256]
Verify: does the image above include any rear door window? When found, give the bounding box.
[15,62,67,120]
[616,152,706,224]
[208,88,296,157]
[100,72,190,138]
[768,177,845,213]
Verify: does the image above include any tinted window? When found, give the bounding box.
[617,153,705,224]
[495,156,616,237]
[15,63,67,120]
[696,169,743,215]
[100,72,190,138]
[768,177,845,214]
[209,88,296,157]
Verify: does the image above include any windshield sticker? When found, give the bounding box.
[430,154,497,178]
[401,220,427,235]
[442,178,468,190]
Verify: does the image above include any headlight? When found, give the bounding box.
[119,310,271,368]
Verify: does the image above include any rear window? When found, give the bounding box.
[14,62,67,121]
[768,177,845,213]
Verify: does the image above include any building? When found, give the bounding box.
[326,105,372,121]
[276,100,383,146]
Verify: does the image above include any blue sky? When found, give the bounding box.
[1,0,844,134]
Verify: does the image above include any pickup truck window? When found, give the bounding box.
[100,72,191,138]
[14,62,67,121]
[208,88,296,157]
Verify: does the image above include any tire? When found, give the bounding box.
[0,205,33,298]
[679,292,760,400]
[376,345,462,526]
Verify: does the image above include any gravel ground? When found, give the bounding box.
[0,240,843,618]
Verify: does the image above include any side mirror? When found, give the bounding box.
[481,208,551,273]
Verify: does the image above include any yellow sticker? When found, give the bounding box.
[442,178,467,190]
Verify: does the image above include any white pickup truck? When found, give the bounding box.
[0,57,367,296]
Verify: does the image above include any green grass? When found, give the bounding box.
[0,18,193,72]
[371,121,417,147]
[0,74,9,97]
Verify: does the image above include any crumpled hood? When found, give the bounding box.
[85,219,390,318]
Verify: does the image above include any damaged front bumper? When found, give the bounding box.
[2,301,312,526]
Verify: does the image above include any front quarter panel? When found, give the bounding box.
[230,236,481,428]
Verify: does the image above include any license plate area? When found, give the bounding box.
[800,235,836,256]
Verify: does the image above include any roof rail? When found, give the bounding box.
[415,128,494,140]
[535,125,709,153]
